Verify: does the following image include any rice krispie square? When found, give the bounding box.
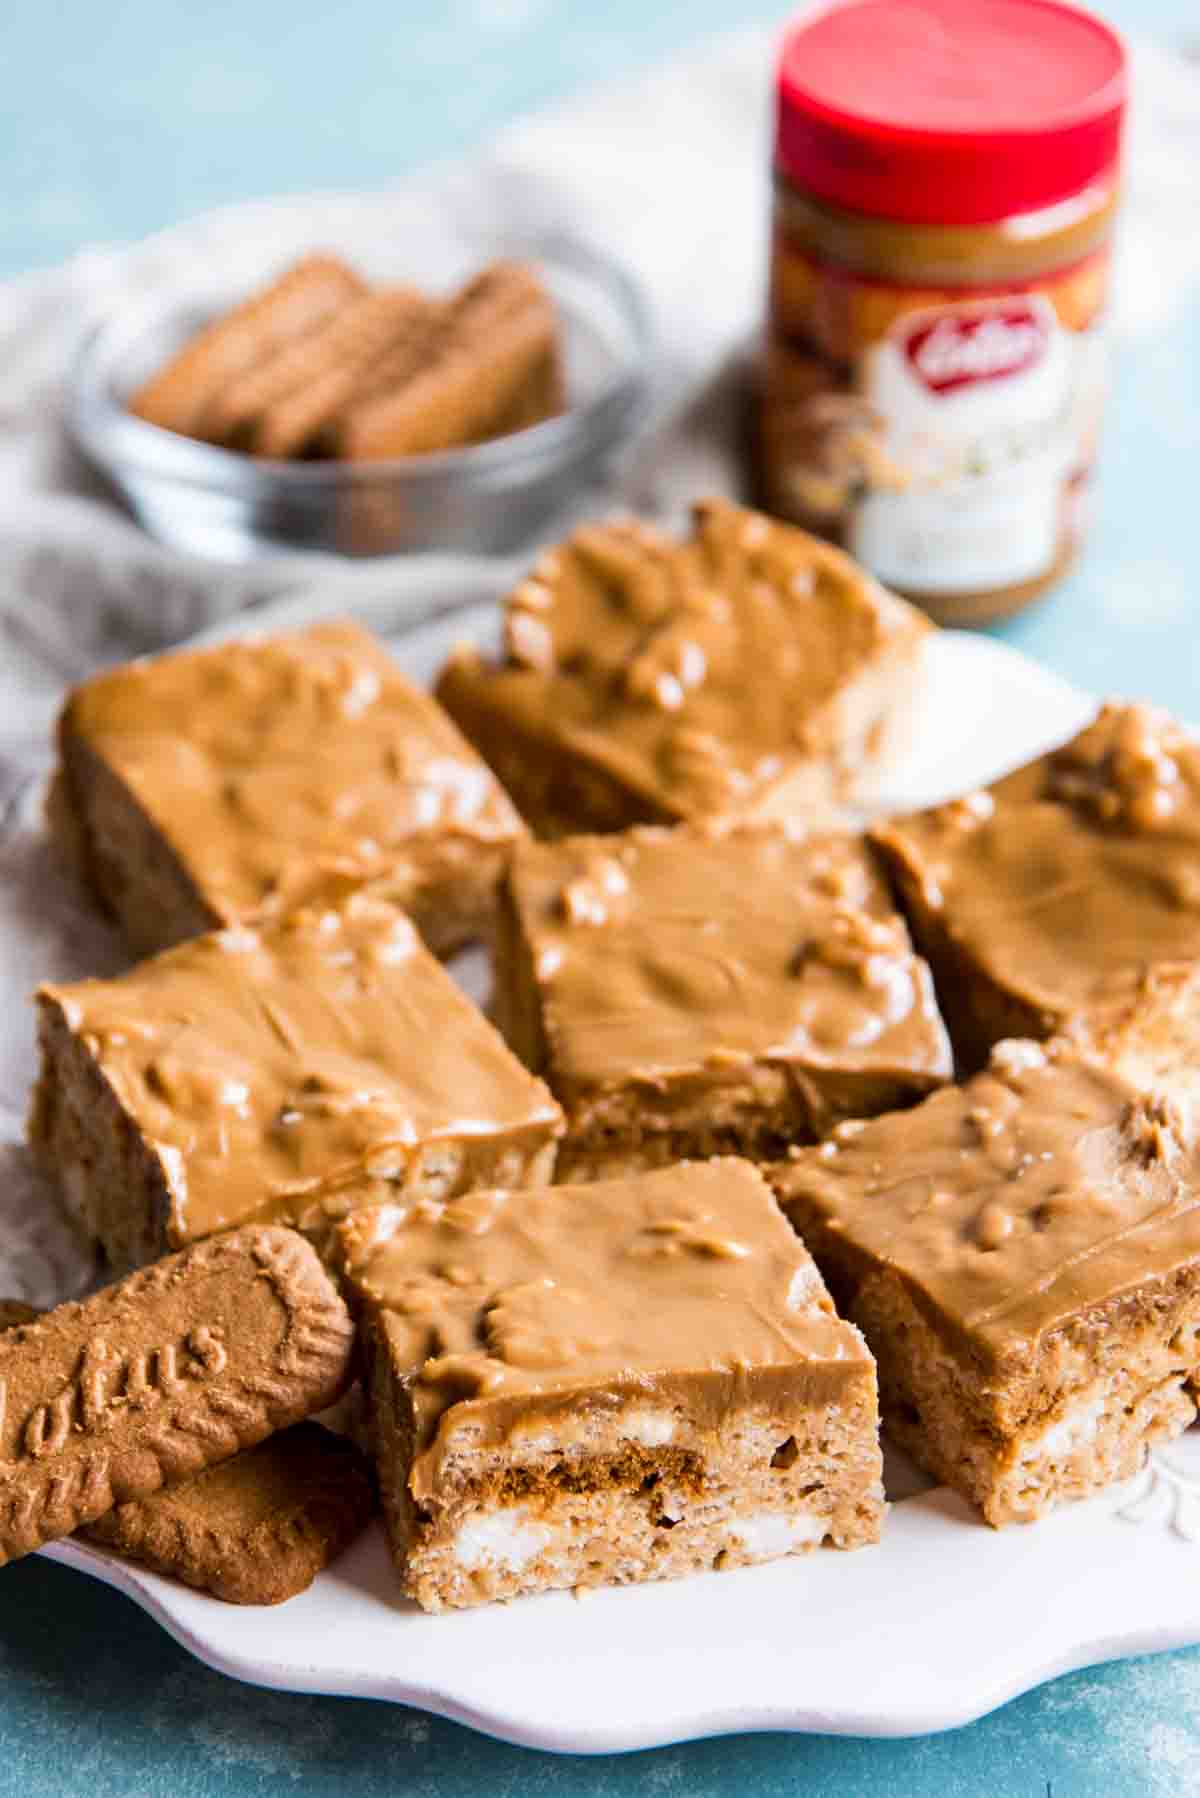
[493,823,951,1177]
[50,617,526,960]
[338,1157,885,1611]
[770,977,1200,1526]
[872,702,1200,1071]
[30,895,562,1269]
[436,498,930,837]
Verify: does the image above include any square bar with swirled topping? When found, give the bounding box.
[435,498,930,838]
[872,702,1200,1073]
[338,1157,884,1611]
[769,965,1200,1526]
[29,894,563,1270]
[48,617,527,961]
[492,821,952,1179]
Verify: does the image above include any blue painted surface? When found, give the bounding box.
[2,1,1199,1792]
[995,321,1200,723]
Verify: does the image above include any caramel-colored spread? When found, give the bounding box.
[875,704,1200,1036]
[761,171,1119,625]
[771,176,1119,329]
[63,618,524,925]
[506,826,951,1099]
[437,498,928,826]
[773,1039,1200,1374]
[338,1158,872,1495]
[39,896,562,1244]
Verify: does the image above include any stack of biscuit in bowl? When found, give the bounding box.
[11,496,1200,1612]
[129,252,563,462]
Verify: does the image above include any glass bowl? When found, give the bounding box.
[68,234,651,561]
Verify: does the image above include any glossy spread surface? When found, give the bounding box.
[64,618,524,924]
[774,1039,1200,1367]
[507,826,951,1093]
[875,703,1200,1021]
[439,498,927,820]
[339,1158,872,1486]
[40,896,561,1242]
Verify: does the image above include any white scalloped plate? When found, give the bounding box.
[30,582,1198,1754]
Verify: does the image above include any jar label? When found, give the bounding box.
[900,301,1051,395]
[762,237,1109,602]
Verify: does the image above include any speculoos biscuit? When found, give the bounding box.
[129,254,366,441]
[250,288,438,459]
[336,261,562,460]
[83,1421,376,1604]
[203,285,430,449]
[0,1225,355,1566]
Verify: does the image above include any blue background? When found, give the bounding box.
[3,2,1200,1792]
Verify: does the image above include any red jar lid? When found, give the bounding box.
[776,0,1126,225]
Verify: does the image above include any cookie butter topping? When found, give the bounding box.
[39,897,561,1241]
[775,1042,1200,1368]
[1042,704,1191,831]
[63,619,524,923]
[510,826,951,1093]
[877,703,1200,1018]
[338,1159,871,1485]
[446,498,928,819]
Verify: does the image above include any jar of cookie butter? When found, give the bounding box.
[758,0,1127,625]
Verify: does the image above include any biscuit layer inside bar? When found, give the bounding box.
[340,1159,883,1611]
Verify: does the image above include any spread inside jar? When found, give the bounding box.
[760,0,1126,625]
